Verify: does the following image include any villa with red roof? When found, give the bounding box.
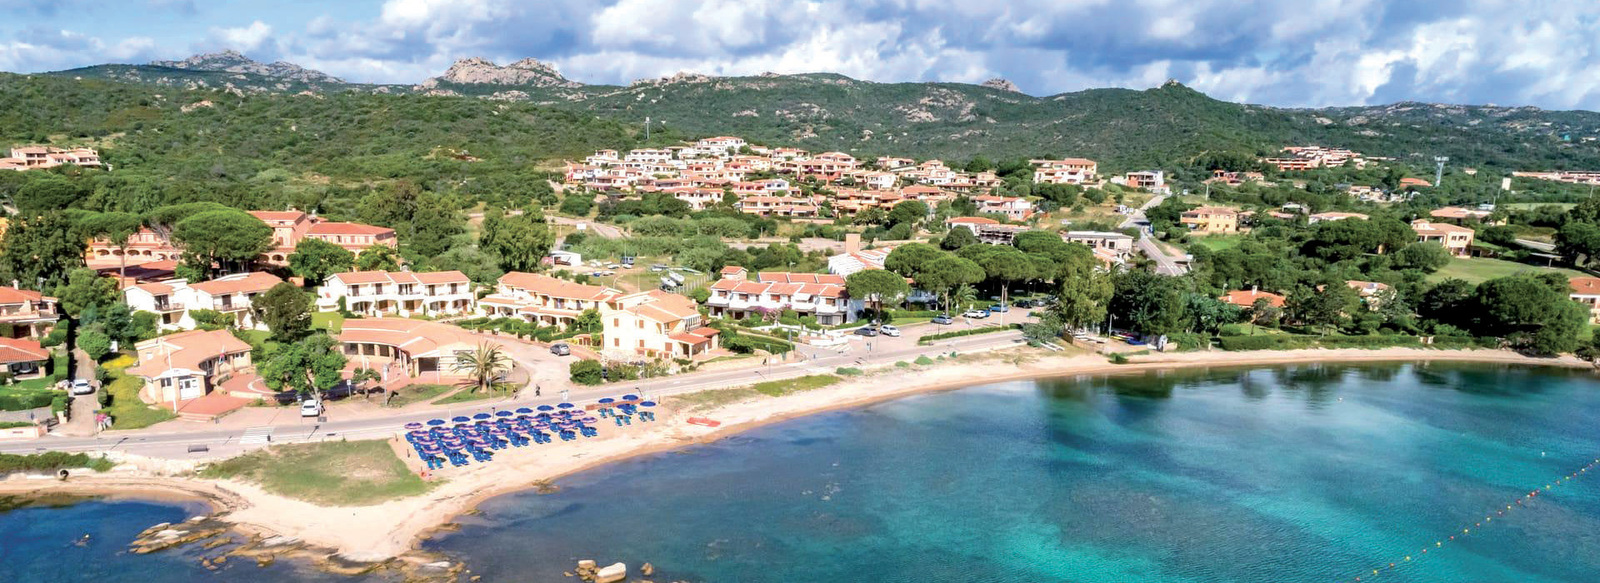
[480,272,621,328]
[88,210,395,268]
[0,337,51,380]
[319,270,474,317]
[127,329,255,412]
[705,267,857,325]
[1219,288,1286,308]
[124,272,283,330]
[0,286,59,339]
[1570,277,1600,324]
[336,318,486,382]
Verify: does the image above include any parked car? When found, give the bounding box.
[70,379,94,396]
[1029,298,1048,308]
[299,399,324,418]
[606,263,621,270]
[989,304,1011,313]
[878,325,901,337]
[550,343,571,356]
[963,309,989,319]
[649,264,668,272]
[932,314,954,325]
[855,326,879,337]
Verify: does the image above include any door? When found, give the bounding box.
[178,377,203,400]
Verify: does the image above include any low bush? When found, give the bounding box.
[917,324,1022,345]
[1164,332,1208,352]
[0,389,62,412]
[0,452,113,474]
[835,367,864,376]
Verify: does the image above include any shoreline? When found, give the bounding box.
[1,347,1591,564]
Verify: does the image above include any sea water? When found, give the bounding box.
[5,363,1599,582]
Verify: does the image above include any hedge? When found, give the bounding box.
[0,452,113,474]
[1164,332,1208,351]
[917,324,1022,345]
[0,389,62,412]
[1217,334,1481,351]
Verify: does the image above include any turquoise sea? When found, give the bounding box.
[6,363,1600,582]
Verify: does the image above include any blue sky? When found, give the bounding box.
[5,0,1598,110]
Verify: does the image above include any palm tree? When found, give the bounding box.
[452,342,511,394]
[953,284,978,312]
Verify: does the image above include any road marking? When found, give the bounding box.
[239,426,273,445]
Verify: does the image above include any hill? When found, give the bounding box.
[23,52,1600,172]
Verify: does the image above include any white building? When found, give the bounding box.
[318,270,474,318]
[125,272,283,330]
[704,268,857,326]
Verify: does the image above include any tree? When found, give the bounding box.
[77,328,111,360]
[883,243,943,280]
[14,178,84,214]
[354,244,401,271]
[1108,271,1186,336]
[952,284,979,312]
[845,269,910,319]
[1247,297,1282,333]
[1556,221,1600,267]
[53,268,118,319]
[288,238,355,284]
[257,334,347,399]
[408,193,465,258]
[572,308,602,333]
[1393,242,1452,272]
[570,359,603,385]
[1472,274,1587,354]
[917,256,985,311]
[1050,270,1114,331]
[482,209,554,272]
[0,212,87,291]
[171,209,273,280]
[971,245,1035,308]
[1287,283,1359,334]
[452,342,511,394]
[257,282,313,342]
[1302,218,1415,261]
[940,227,978,250]
[1185,293,1241,335]
[886,200,929,229]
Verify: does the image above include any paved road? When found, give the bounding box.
[1119,195,1188,276]
[0,330,1025,456]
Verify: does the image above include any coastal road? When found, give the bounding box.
[1119,195,1188,276]
[0,330,1026,456]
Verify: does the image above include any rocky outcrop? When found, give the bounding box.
[981,78,1020,93]
[152,50,343,84]
[419,57,583,89]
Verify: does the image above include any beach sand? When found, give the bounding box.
[0,346,1589,562]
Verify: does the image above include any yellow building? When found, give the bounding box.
[1180,207,1241,234]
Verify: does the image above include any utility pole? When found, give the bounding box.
[1434,156,1449,189]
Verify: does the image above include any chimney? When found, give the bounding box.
[844,233,862,254]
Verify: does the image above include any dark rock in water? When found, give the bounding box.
[641,562,655,575]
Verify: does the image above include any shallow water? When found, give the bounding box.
[5,363,1599,582]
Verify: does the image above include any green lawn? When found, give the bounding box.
[433,386,502,405]
[13,352,69,390]
[1427,257,1587,284]
[385,384,454,407]
[100,354,176,430]
[1501,202,1575,211]
[312,312,345,333]
[199,440,434,506]
[1193,234,1246,251]
[749,374,841,397]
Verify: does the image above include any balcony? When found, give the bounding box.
[152,303,186,313]
[0,307,60,322]
[215,303,249,312]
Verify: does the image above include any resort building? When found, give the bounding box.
[945,216,1028,245]
[126,329,253,406]
[828,244,893,276]
[602,290,719,359]
[125,272,283,330]
[479,272,619,328]
[1307,212,1368,223]
[0,286,59,339]
[1219,288,1286,308]
[319,270,474,317]
[1410,220,1474,257]
[0,146,102,171]
[705,268,856,326]
[88,210,395,268]
[1063,231,1135,257]
[0,337,50,380]
[336,318,485,382]
[1429,206,1495,223]
[1570,277,1600,324]
[1120,170,1167,193]
[973,196,1034,220]
[1031,158,1099,185]
[1181,207,1242,234]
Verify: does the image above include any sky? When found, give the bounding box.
[4,0,1599,110]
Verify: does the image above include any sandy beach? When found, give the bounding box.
[1,346,1591,562]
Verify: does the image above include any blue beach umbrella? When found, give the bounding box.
[472,413,491,420]
[537,405,555,412]
[558,402,575,409]
[639,401,656,407]
[426,419,446,426]
[598,398,615,404]
[451,416,470,423]
[515,407,533,414]
[494,410,513,418]
[404,422,423,430]
[622,394,639,401]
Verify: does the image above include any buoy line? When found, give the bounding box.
[1345,457,1597,582]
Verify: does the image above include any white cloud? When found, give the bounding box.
[209,20,273,53]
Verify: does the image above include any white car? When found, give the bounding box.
[299,399,324,418]
[70,379,94,396]
[878,325,901,337]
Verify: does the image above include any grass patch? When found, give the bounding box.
[0,421,37,429]
[669,387,761,411]
[1192,234,1246,251]
[917,324,1022,345]
[385,384,454,408]
[11,351,69,390]
[1427,257,1587,285]
[749,374,840,397]
[101,355,176,430]
[914,355,935,365]
[432,387,501,405]
[312,311,345,333]
[835,367,864,376]
[199,440,434,506]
